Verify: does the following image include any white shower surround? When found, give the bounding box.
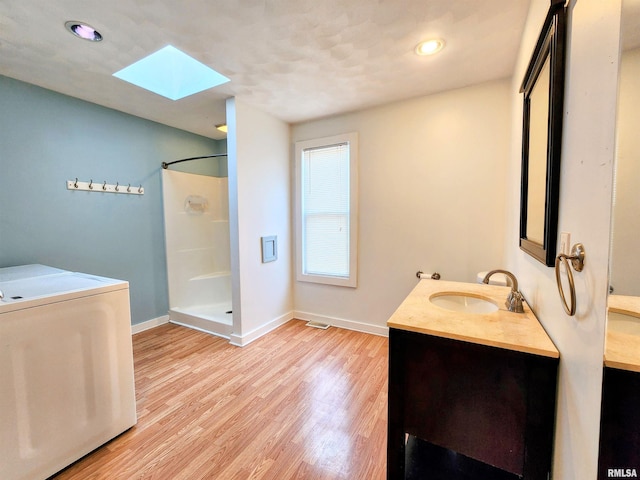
[162,169,233,338]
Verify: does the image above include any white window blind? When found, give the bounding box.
[295,133,358,287]
[302,143,350,277]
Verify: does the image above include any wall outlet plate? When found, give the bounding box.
[261,235,277,263]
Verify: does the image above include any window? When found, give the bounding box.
[295,133,358,287]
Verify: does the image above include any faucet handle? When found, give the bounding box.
[506,290,525,313]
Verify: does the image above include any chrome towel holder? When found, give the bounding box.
[416,271,441,280]
[555,243,586,316]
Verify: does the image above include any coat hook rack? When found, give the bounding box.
[66,179,144,195]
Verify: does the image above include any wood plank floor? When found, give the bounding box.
[52,320,389,480]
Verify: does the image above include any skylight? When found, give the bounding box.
[113,45,230,101]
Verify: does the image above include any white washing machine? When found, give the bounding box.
[0,265,137,480]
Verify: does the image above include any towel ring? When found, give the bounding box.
[555,243,586,316]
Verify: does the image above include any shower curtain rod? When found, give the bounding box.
[161,154,228,170]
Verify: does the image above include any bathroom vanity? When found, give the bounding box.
[597,296,640,479]
[387,279,559,480]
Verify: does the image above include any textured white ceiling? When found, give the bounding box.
[0,0,532,140]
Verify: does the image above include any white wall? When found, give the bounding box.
[506,1,621,479]
[291,79,512,333]
[226,98,294,346]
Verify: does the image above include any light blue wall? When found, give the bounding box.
[0,75,225,325]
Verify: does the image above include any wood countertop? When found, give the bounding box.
[387,279,559,358]
[605,295,640,372]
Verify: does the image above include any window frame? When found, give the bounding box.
[294,132,358,288]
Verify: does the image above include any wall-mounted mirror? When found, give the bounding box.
[605,0,640,373]
[608,1,640,314]
[598,0,640,476]
[519,0,567,266]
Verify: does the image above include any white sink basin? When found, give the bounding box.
[430,293,499,314]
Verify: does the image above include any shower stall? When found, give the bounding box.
[161,166,232,338]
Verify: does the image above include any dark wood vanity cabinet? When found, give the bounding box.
[597,366,640,479]
[387,328,559,480]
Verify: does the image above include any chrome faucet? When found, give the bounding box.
[482,269,525,313]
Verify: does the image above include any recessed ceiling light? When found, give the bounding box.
[113,45,230,101]
[215,124,228,133]
[65,21,103,42]
[415,39,445,56]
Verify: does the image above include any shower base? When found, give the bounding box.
[169,303,233,339]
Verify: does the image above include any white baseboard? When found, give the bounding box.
[293,311,389,337]
[229,311,295,347]
[131,315,170,335]
[131,311,389,341]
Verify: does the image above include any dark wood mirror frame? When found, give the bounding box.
[519,0,567,266]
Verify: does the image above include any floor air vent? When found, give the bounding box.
[306,321,330,330]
